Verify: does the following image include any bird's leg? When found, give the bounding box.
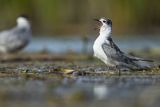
[115,65,121,76]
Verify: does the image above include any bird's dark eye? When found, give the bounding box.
[103,20,106,23]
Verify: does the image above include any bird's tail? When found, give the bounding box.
[133,59,158,70]
[126,55,155,69]
[117,59,158,71]
[136,61,151,68]
[119,54,158,70]
[132,57,153,62]
[127,54,153,62]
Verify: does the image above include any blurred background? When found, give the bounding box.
[0,0,159,53]
[0,1,160,107]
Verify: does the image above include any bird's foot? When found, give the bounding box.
[115,65,121,76]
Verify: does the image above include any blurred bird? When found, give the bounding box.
[0,15,32,53]
[93,17,153,70]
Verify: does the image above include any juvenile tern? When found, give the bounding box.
[93,17,153,70]
[0,15,32,53]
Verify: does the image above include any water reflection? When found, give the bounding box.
[93,85,108,100]
[53,75,160,101]
[1,75,160,107]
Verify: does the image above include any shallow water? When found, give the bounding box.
[24,36,160,53]
[1,74,160,107]
[0,35,160,107]
[0,59,159,107]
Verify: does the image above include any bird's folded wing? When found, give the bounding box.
[101,42,144,66]
[124,53,153,62]
[102,42,153,63]
[102,42,129,62]
[0,28,18,45]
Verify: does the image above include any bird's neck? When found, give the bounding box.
[99,26,112,40]
[17,20,30,29]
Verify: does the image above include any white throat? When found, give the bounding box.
[17,17,30,29]
[99,25,112,39]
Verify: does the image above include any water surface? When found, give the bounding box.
[24,36,160,53]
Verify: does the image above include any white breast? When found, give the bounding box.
[93,36,113,66]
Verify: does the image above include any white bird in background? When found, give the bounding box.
[0,15,32,53]
[93,17,153,70]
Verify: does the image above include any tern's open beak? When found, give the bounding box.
[93,18,101,30]
[93,18,100,22]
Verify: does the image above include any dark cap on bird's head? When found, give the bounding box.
[19,14,29,20]
[94,17,112,26]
